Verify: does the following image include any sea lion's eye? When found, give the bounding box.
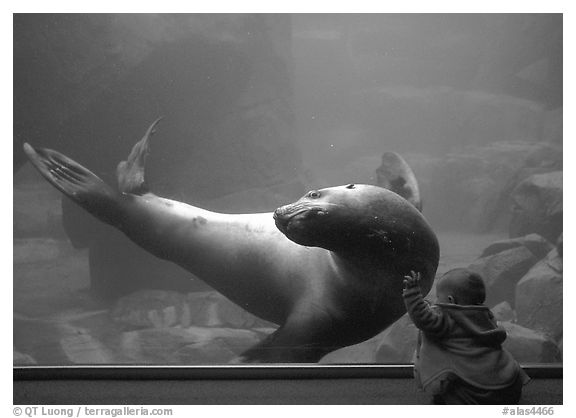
[346,184,355,189]
[308,190,321,199]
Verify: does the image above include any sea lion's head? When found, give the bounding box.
[273,183,425,253]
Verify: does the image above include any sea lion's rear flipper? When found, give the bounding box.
[376,151,422,212]
[23,117,163,225]
[23,143,120,224]
[116,117,163,195]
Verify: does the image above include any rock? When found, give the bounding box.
[60,331,115,364]
[501,322,562,363]
[418,142,561,232]
[545,248,562,274]
[57,310,127,364]
[510,171,562,242]
[14,315,68,364]
[469,246,538,307]
[185,292,277,329]
[120,326,264,364]
[523,141,563,171]
[14,311,117,365]
[15,309,124,365]
[111,290,189,329]
[515,248,562,340]
[492,301,516,322]
[14,348,37,365]
[112,290,277,330]
[480,234,553,259]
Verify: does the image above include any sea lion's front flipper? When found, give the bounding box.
[23,143,120,225]
[116,117,163,195]
[234,309,337,363]
[376,151,422,211]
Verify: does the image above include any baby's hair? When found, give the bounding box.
[438,268,486,305]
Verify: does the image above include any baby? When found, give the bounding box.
[403,268,530,404]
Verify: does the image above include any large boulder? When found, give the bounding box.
[414,142,561,232]
[469,246,539,308]
[480,233,553,259]
[515,248,562,341]
[491,301,516,322]
[509,171,562,242]
[501,322,562,363]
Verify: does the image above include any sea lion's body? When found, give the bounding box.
[23,120,439,363]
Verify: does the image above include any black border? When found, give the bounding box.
[14,364,562,380]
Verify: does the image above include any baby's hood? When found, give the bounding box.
[436,303,507,345]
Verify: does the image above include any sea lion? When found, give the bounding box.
[376,151,422,211]
[23,119,439,363]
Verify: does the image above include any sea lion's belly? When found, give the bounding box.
[163,212,333,325]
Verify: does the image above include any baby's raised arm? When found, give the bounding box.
[403,271,450,338]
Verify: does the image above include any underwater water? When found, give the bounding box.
[13,14,562,366]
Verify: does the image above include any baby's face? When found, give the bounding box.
[435,280,457,304]
[435,287,454,304]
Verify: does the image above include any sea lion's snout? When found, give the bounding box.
[273,203,329,238]
[273,206,289,231]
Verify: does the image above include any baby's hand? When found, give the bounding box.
[403,270,421,290]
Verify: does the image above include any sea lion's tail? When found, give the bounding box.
[23,142,120,225]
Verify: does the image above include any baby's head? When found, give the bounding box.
[435,268,486,305]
